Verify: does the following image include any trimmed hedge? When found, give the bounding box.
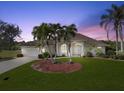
[38,54,44,59]
[117,55,124,60]
[86,52,93,57]
[43,52,50,58]
[17,54,23,57]
[38,52,50,59]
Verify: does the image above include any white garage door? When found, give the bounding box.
[21,47,40,57]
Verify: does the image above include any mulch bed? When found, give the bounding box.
[31,59,82,73]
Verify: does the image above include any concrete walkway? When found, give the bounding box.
[0,57,37,74]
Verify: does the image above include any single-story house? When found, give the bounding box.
[21,33,107,57]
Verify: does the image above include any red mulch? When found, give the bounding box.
[31,59,82,73]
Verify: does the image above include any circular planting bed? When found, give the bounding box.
[31,59,82,73]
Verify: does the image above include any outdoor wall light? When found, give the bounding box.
[42,48,45,53]
[97,47,102,49]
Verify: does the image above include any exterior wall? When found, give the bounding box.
[21,42,106,57]
[83,43,92,56]
[91,46,105,56]
[83,43,106,56]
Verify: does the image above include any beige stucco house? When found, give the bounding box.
[21,33,107,57]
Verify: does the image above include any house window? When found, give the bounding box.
[61,44,67,56]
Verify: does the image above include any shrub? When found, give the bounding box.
[52,54,55,57]
[102,55,110,58]
[56,55,66,57]
[111,52,124,60]
[106,50,115,56]
[17,54,23,57]
[96,52,110,58]
[43,52,50,58]
[96,52,104,57]
[86,52,93,57]
[53,61,62,64]
[117,55,124,60]
[110,54,124,60]
[62,54,66,57]
[110,55,118,59]
[38,54,44,59]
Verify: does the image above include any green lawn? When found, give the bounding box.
[0,50,21,61]
[0,57,124,90]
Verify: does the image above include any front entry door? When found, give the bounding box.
[72,44,82,56]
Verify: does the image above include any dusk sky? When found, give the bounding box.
[0,1,123,41]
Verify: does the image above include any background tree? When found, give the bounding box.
[0,20,21,50]
[4,24,21,49]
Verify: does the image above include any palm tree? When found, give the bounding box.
[118,5,124,53]
[100,4,124,54]
[32,23,54,62]
[32,26,44,54]
[62,24,77,62]
[49,23,63,61]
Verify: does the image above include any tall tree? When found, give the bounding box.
[32,23,54,62]
[62,24,77,62]
[32,26,44,54]
[0,21,21,50]
[49,23,63,61]
[4,24,22,49]
[100,4,124,54]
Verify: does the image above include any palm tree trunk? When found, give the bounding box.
[54,39,57,62]
[119,31,124,52]
[45,41,54,63]
[119,25,124,52]
[120,38,123,52]
[115,30,119,55]
[106,29,109,41]
[68,50,72,62]
[65,42,69,57]
[68,42,72,62]
[67,46,69,57]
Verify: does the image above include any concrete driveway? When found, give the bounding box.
[0,57,37,74]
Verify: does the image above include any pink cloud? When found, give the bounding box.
[79,25,116,41]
